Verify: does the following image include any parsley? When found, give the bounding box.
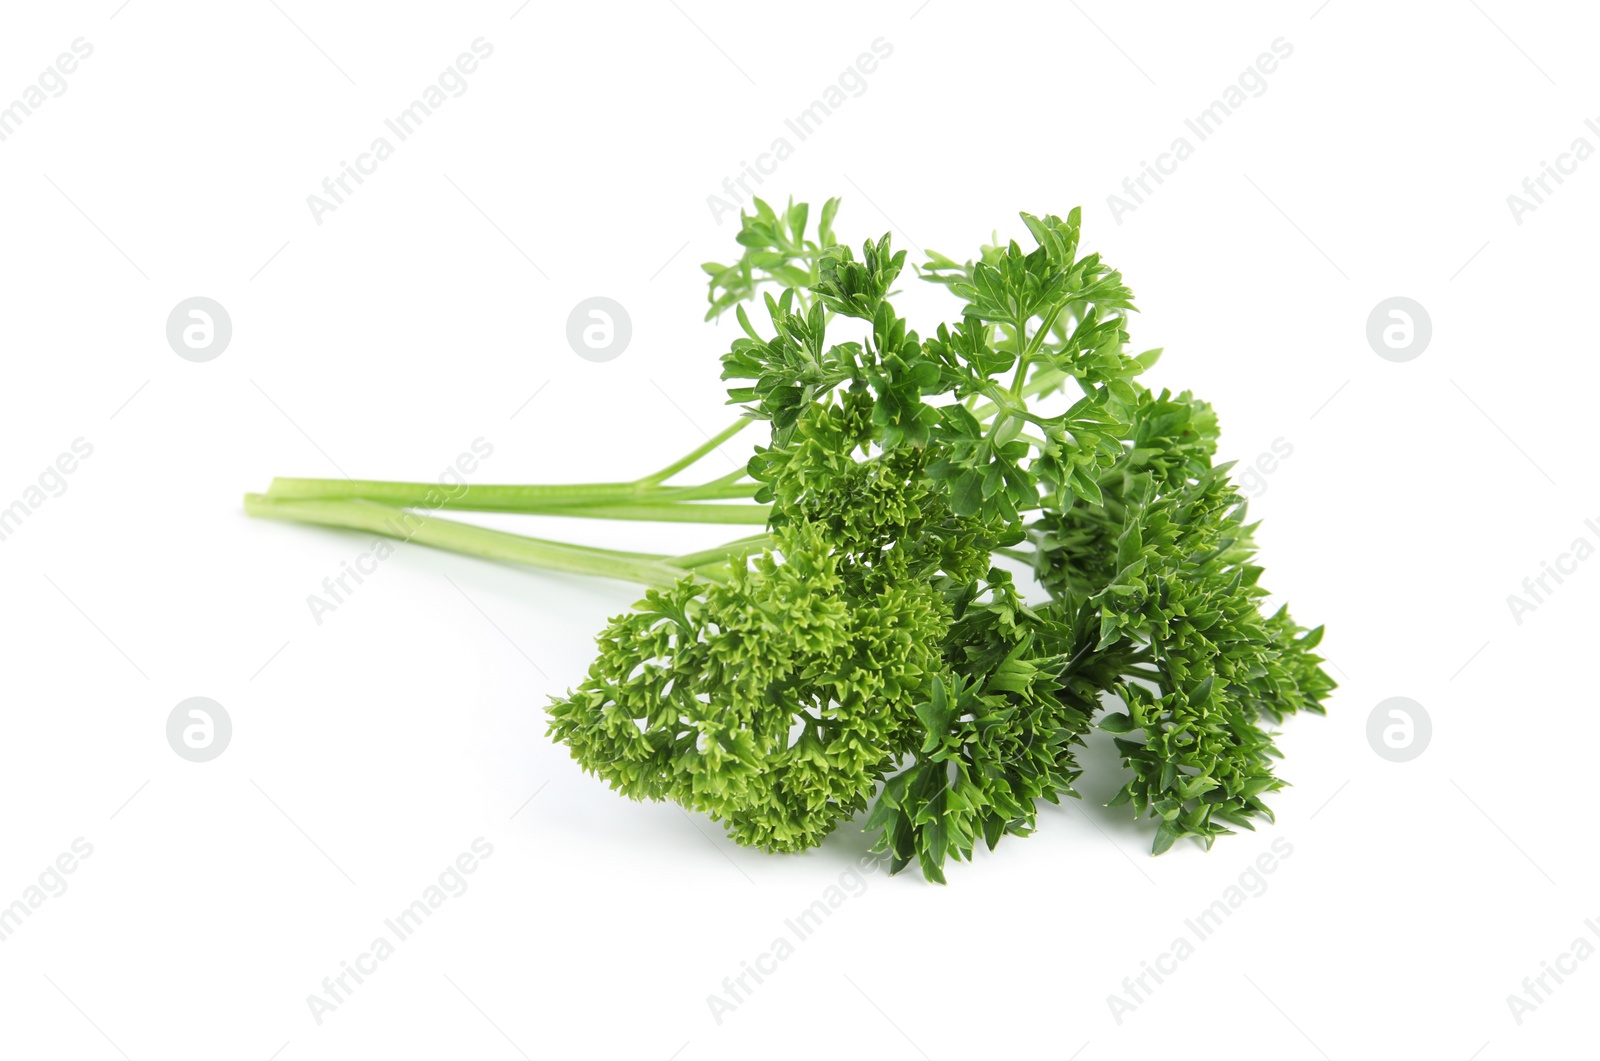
[247,197,1332,882]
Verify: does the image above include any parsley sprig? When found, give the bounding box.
[247,198,1332,882]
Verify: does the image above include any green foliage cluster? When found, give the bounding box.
[546,198,1333,881]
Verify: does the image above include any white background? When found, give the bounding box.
[1,1,1595,1058]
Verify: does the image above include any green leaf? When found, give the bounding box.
[1152,819,1182,855]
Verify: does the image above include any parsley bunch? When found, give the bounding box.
[247,198,1332,882]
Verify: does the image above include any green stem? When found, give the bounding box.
[670,534,771,568]
[971,367,1069,421]
[244,494,695,587]
[533,502,771,525]
[645,480,761,502]
[638,418,752,485]
[264,416,763,516]
[1008,315,1031,398]
[263,477,764,515]
[1024,304,1067,362]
